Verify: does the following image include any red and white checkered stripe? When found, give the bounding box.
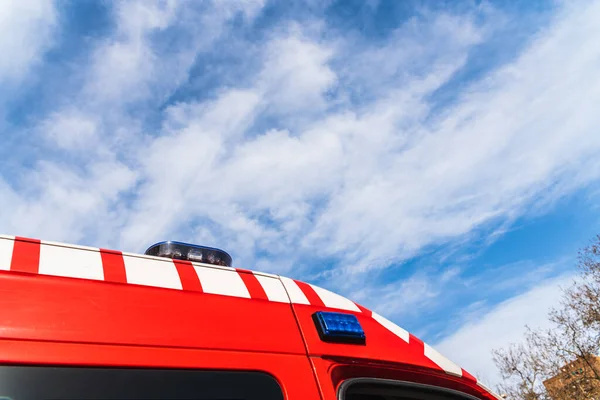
[0,235,501,399]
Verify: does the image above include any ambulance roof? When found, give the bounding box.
[0,235,502,400]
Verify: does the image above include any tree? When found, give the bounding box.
[493,236,600,400]
[493,333,551,400]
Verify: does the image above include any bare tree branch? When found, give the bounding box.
[492,235,600,400]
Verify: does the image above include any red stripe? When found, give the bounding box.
[355,303,372,316]
[294,280,325,307]
[409,333,425,354]
[100,249,127,283]
[236,269,268,300]
[174,260,203,292]
[10,237,40,274]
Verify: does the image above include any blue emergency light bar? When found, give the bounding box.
[312,311,366,345]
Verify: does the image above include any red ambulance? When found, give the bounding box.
[0,235,502,400]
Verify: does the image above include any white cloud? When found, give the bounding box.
[0,159,137,243]
[0,0,270,247]
[0,0,56,84]
[434,274,574,388]
[215,0,266,21]
[336,9,486,101]
[106,10,486,268]
[297,0,600,273]
[84,0,266,108]
[11,0,596,279]
[83,0,183,106]
[351,272,441,318]
[260,30,336,115]
[41,110,99,150]
[120,88,264,250]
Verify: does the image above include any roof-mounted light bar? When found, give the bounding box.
[144,241,233,267]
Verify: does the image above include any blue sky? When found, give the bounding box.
[2,0,600,387]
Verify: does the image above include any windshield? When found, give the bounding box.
[340,379,481,400]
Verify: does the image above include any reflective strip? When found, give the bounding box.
[372,312,410,343]
[279,276,310,305]
[123,256,183,290]
[192,263,235,272]
[253,270,279,278]
[310,284,361,312]
[477,380,503,400]
[0,237,14,271]
[39,244,104,281]
[38,239,101,253]
[254,274,289,303]
[424,343,463,377]
[194,266,250,298]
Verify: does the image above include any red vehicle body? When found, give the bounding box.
[0,235,501,400]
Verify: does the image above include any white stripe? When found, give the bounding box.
[41,239,101,253]
[191,262,235,272]
[194,266,250,298]
[372,312,410,343]
[477,380,503,399]
[0,237,14,271]
[279,276,310,305]
[254,274,289,303]
[310,284,361,312]
[253,270,279,278]
[39,244,104,280]
[123,256,182,290]
[424,343,463,377]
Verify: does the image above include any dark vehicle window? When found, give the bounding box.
[0,365,283,400]
[340,378,481,400]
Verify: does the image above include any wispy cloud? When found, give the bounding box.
[434,273,574,387]
[0,0,57,86]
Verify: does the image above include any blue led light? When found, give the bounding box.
[313,311,366,345]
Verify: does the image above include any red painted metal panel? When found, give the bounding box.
[0,271,305,355]
[291,303,441,371]
[0,236,498,400]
